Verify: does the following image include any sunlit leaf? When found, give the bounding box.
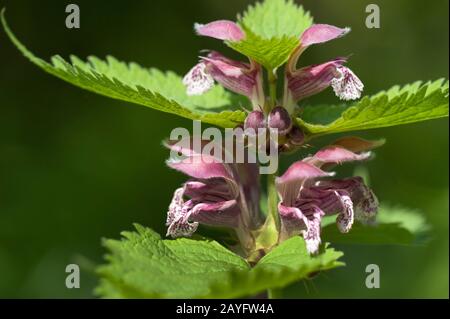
[1,10,246,128]
[96,225,343,298]
[298,79,449,135]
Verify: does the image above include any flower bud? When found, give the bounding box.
[288,126,304,146]
[268,106,292,136]
[244,110,266,136]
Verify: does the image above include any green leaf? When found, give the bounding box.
[322,222,415,245]
[376,205,430,242]
[95,225,248,298]
[239,0,313,38]
[226,0,313,70]
[298,79,449,135]
[1,10,246,128]
[208,238,343,299]
[96,224,343,298]
[227,28,299,70]
[321,205,430,245]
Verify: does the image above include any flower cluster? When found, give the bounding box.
[183,21,363,111]
[167,18,380,255]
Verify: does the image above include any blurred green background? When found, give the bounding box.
[0,0,448,298]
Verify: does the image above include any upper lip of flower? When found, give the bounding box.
[287,24,351,74]
[183,19,269,108]
[275,136,382,254]
[194,20,245,42]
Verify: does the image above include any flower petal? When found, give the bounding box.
[194,20,245,42]
[278,203,308,240]
[202,56,244,78]
[168,155,233,180]
[302,209,323,254]
[190,199,240,227]
[299,187,355,233]
[276,161,334,206]
[304,138,383,170]
[184,179,238,202]
[278,203,323,254]
[331,66,364,101]
[166,188,199,238]
[331,136,386,153]
[277,161,334,185]
[205,51,250,69]
[312,145,371,165]
[183,62,214,95]
[286,58,346,102]
[166,181,242,237]
[301,24,350,47]
[165,137,213,158]
[202,52,262,100]
[334,192,355,233]
[316,177,379,222]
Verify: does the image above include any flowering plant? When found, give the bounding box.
[2,0,447,298]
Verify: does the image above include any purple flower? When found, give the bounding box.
[276,136,383,254]
[283,24,364,111]
[165,139,262,251]
[182,20,265,109]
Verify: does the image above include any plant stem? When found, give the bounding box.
[267,172,280,234]
[265,70,283,300]
[267,69,277,108]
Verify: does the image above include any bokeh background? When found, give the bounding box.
[0,0,448,298]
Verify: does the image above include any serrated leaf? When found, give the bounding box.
[298,79,449,135]
[239,0,313,38]
[1,10,246,128]
[96,225,249,298]
[96,224,343,298]
[227,28,299,70]
[321,205,430,245]
[207,238,343,298]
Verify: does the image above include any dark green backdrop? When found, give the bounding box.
[0,0,448,298]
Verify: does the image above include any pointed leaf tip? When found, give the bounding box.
[1,15,247,128]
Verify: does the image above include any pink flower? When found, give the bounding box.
[194,20,245,42]
[165,139,262,251]
[275,136,383,254]
[283,24,364,112]
[182,20,265,109]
